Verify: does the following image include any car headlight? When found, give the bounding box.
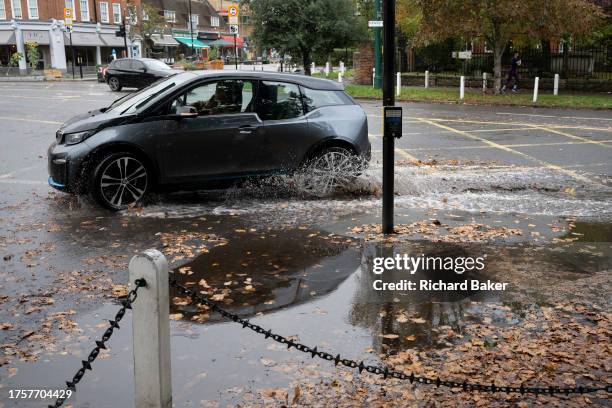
[64,130,95,145]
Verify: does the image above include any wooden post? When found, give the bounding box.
[129,249,172,408]
[553,73,559,96]
[396,72,401,96]
[425,70,429,88]
[460,75,465,99]
[533,76,539,103]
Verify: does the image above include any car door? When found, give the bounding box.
[157,78,264,183]
[130,60,148,88]
[254,81,311,172]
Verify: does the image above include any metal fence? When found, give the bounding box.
[405,40,612,81]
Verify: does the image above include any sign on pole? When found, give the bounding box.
[368,20,383,28]
[229,25,239,35]
[64,8,72,19]
[228,5,239,25]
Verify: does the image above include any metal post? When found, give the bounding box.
[533,76,539,103]
[129,249,172,408]
[425,70,429,88]
[460,75,465,99]
[374,0,382,88]
[372,67,375,87]
[553,73,559,96]
[234,34,238,70]
[338,71,343,83]
[70,31,75,79]
[188,0,194,57]
[482,72,487,93]
[382,0,396,234]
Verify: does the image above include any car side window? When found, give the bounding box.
[131,60,146,71]
[257,81,303,120]
[168,79,256,116]
[301,87,351,112]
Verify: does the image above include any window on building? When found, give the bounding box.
[26,0,38,19]
[80,0,89,21]
[0,1,6,19]
[99,2,109,23]
[210,16,219,27]
[128,7,137,23]
[241,15,249,25]
[112,3,121,23]
[190,14,198,26]
[142,8,148,20]
[164,10,175,22]
[10,0,22,19]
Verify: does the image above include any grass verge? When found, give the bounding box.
[344,84,612,109]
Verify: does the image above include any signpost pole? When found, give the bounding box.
[382,0,396,234]
[70,30,75,79]
[234,34,238,70]
[374,0,382,89]
[188,0,194,57]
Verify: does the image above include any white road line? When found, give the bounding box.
[0,116,62,125]
[496,112,612,121]
[396,140,612,152]
[0,179,47,185]
[0,166,38,179]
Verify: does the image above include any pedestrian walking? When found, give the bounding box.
[502,52,521,93]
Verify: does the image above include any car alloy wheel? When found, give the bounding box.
[108,77,121,91]
[97,155,148,210]
[297,147,361,197]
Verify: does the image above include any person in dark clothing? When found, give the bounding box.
[502,52,521,93]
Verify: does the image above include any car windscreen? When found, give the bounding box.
[106,73,196,115]
[144,59,173,71]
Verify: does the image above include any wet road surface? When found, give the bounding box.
[0,81,610,407]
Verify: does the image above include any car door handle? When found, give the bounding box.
[239,125,257,134]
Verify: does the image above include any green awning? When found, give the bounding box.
[174,36,209,49]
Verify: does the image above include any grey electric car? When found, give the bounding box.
[48,71,370,210]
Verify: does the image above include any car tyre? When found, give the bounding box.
[108,76,122,92]
[91,152,149,211]
[296,146,362,197]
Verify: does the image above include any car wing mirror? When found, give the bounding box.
[177,105,198,118]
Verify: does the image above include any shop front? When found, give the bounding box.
[149,34,179,64]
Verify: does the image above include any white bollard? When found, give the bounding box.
[340,61,345,75]
[482,72,487,93]
[533,77,539,102]
[325,62,330,77]
[460,75,465,100]
[396,72,401,96]
[311,62,315,72]
[425,70,429,88]
[129,249,172,408]
[372,67,376,87]
[338,71,343,83]
[553,74,559,96]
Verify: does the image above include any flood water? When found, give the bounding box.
[1,163,611,407]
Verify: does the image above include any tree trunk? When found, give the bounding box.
[493,41,505,94]
[303,51,311,76]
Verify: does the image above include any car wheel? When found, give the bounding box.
[91,153,149,210]
[296,147,362,197]
[108,77,122,91]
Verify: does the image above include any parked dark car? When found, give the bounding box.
[105,58,176,91]
[48,71,370,210]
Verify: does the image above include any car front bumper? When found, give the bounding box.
[47,141,90,193]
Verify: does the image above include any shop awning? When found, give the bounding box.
[150,34,179,47]
[0,30,16,45]
[207,38,233,47]
[221,35,244,48]
[64,32,104,47]
[100,33,127,47]
[174,36,209,49]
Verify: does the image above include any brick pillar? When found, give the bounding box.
[353,43,374,85]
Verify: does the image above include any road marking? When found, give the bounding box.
[369,133,419,161]
[416,118,603,186]
[529,125,611,149]
[398,140,612,152]
[1,95,79,101]
[0,179,47,185]
[0,116,62,125]
[0,166,38,179]
[497,112,612,121]
[406,117,612,133]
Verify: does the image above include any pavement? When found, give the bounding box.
[0,81,610,407]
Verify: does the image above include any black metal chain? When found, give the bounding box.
[169,278,612,397]
[49,278,147,408]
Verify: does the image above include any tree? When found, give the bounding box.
[24,41,39,70]
[127,1,165,58]
[243,0,366,75]
[411,0,605,93]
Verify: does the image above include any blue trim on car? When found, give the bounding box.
[48,176,66,190]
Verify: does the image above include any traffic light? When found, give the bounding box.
[115,25,126,37]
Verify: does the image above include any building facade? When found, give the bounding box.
[0,0,136,72]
